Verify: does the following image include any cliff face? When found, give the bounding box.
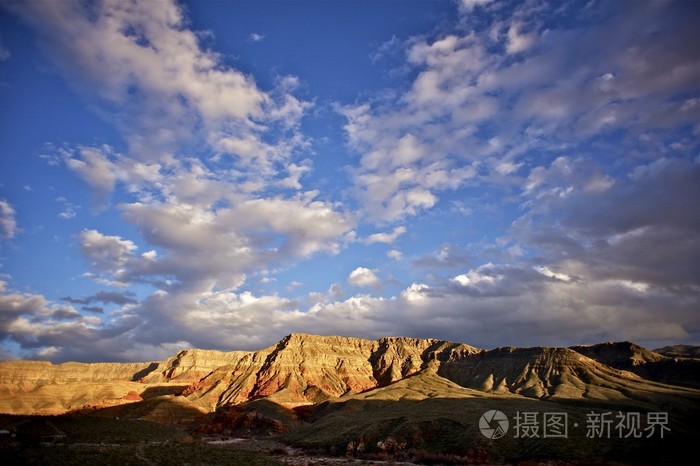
[140,349,250,383]
[183,334,479,410]
[0,334,697,416]
[0,360,161,415]
[0,334,479,414]
[0,360,157,391]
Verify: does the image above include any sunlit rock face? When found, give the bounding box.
[0,333,697,416]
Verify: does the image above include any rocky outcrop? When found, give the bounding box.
[140,349,250,383]
[571,341,700,388]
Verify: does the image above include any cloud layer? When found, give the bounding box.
[0,0,697,362]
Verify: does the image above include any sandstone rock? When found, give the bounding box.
[1,333,697,417]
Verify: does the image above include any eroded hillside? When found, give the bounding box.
[0,333,697,416]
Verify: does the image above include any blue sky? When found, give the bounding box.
[0,0,698,362]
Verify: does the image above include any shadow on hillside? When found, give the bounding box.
[2,392,698,465]
[140,385,189,399]
[0,413,282,466]
[281,395,700,466]
[0,412,185,444]
[84,396,207,425]
[130,362,160,381]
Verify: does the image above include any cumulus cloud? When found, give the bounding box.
[295,264,693,349]
[2,258,696,362]
[80,230,138,273]
[1,0,697,362]
[340,0,700,223]
[0,199,18,239]
[347,267,381,289]
[113,192,353,288]
[8,0,309,172]
[0,0,354,361]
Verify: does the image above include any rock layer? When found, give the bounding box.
[0,333,696,416]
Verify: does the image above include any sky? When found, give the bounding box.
[0,0,698,363]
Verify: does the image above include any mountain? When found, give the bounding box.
[0,333,697,417]
[571,341,700,388]
[654,344,700,359]
[161,334,479,411]
[438,345,700,403]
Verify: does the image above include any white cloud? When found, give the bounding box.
[278,161,311,190]
[452,266,499,287]
[0,283,49,328]
[534,266,572,282]
[6,1,349,343]
[363,226,406,244]
[340,1,699,224]
[80,230,137,268]
[9,0,309,171]
[69,189,354,293]
[55,197,79,220]
[2,247,697,361]
[79,230,144,287]
[58,209,76,220]
[328,282,345,298]
[400,282,430,303]
[347,267,380,288]
[63,145,163,207]
[65,146,118,196]
[511,158,700,295]
[387,249,402,260]
[458,0,494,13]
[0,199,18,239]
[506,22,536,55]
[248,32,265,42]
[2,0,698,362]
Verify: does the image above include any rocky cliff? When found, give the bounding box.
[180,334,480,410]
[0,360,161,415]
[0,333,696,416]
